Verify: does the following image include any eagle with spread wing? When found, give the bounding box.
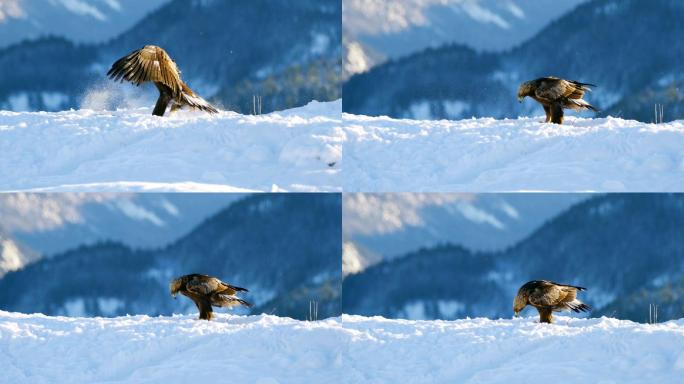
[107,45,218,116]
[517,77,597,124]
[170,274,251,320]
[513,280,590,323]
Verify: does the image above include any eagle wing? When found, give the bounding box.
[186,275,247,296]
[107,45,182,98]
[217,278,248,295]
[179,82,219,114]
[535,78,569,101]
[528,282,564,307]
[186,277,216,295]
[535,78,592,101]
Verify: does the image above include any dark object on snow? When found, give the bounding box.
[517,77,597,124]
[108,45,218,116]
[170,274,251,320]
[513,280,590,323]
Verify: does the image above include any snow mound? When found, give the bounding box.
[0,101,342,192]
[343,114,684,191]
[0,311,344,383]
[343,315,684,384]
[3,312,684,383]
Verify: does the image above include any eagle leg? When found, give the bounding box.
[543,105,551,123]
[190,294,214,321]
[550,102,564,125]
[152,82,174,117]
[199,307,214,321]
[538,307,553,323]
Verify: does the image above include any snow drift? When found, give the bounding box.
[0,101,342,192]
[0,311,344,383]
[343,315,684,384]
[343,114,684,192]
[3,311,684,383]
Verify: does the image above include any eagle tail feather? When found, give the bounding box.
[216,294,252,308]
[236,298,253,308]
[230,285,249,292]
[569,98,599,113]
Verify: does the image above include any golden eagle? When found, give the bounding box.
[170,274,251,320]
[517,77,597,124]
[513,280,590,323]
[107,45,218,116]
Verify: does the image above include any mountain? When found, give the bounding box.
[343,0,586,77]
[343,193,586,274]
[0,193,342,320]
[344,0,684,123]
[343,194,684,323]
[0,0,169,48]
[0,228,38,277]
[0,0,341,114]
[0,193,242,268]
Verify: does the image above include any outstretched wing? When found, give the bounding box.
[107,45,182,97]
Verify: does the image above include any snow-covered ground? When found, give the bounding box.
[343,315,684,384]
[3,311,683,383]
[0,101,342,192]
[343,114,684,191]
[0,311,344,384]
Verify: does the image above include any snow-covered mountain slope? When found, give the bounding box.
[0,311,344,384]
[343,193,585,267]
[0,101,342,192]
[343,315,684,384]
[343,114,684,192]
[343,0,586,75]
[0,193,242,261]
[0,230,37,277]
[0,0,169,48]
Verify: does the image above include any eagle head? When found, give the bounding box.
[169,277,184,299]
[513,291,528,317]
[517,82,533,102]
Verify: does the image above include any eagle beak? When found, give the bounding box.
[172,293,177,299]
[518,97,523,103]
[514,311,520,317]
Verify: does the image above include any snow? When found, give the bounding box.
[0,100,342,192]
[343,114,684,192]
[343,315,684,384]
[4,311,683,383]
[0,311,344,383]
[0,239,23,272]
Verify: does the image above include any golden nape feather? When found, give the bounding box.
[107,45,218,116]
